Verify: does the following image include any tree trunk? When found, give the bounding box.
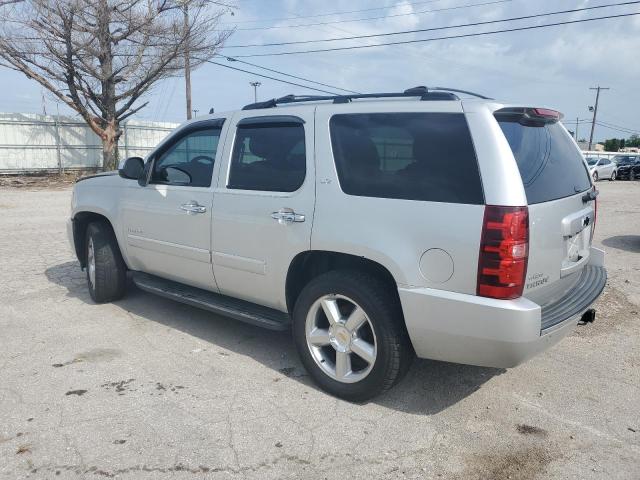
[101,120,120,171]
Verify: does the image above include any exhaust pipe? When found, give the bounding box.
[579,308,596,325]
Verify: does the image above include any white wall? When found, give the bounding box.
[0,113,179,172]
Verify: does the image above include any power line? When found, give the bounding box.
[569,119,640,134]
[221,0,445,25]
[228,0,514,31]
[202,59,339,95]
[229,12,640,57]
[596,121,640,135]
[217,55,360,93]
[2,46,358,94]
[597,119,640,133]
[224,2,640,48]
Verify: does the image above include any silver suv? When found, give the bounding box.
[68,87,606,401]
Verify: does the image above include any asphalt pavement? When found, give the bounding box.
[0,180,638,479]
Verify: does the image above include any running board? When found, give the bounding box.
[131,272,291,331]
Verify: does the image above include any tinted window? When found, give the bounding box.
[151,127,220,187]
[615,156,639,165]
[587,158,598,166]
[329,113,483,204]
[496,119,591,204]
[228,122,306,192]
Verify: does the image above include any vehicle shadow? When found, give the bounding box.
[45,261,504,415]
[602,235,640,253]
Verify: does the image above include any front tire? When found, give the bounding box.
[292,270,413,402]
[85,221,127,303]
[592,171,599,182]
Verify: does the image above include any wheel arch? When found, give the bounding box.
[285,250,400,314]
[72,211,119,268]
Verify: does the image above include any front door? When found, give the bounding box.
[120,119,226,291]
[211,109,315,310]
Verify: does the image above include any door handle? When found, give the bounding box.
[180,201,207,215]
[271,207,305,225]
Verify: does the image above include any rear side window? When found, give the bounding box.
[329,113,483,204]
[228,122,306,192]
[496,116,591,204]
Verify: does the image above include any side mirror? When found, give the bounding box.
[119,157,144,180]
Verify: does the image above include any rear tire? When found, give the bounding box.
[85,221,127,303]
[292,270,413,402]
[609,171,616,181]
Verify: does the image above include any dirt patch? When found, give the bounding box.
[53,348,122,368]
[101,379,135,394]
[0,173,83,190]
[16,444,31,455]
[278,367,307,378]
[65,389,88,396]
[459,446,556,480]
[573,284,637,338]
[517,424,548,437]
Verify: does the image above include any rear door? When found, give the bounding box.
[494,109,594,305]
[210,109,315,311]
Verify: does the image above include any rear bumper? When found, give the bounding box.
[399,262,606,368]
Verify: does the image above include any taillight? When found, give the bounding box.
[477,205,529,300]
[531,108,561,120]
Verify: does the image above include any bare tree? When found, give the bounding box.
[0,0,233,170]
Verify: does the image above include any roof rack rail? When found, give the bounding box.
[242,86,491,110]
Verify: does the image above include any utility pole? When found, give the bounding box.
[250,81,261,102]
[183,1,192,120]
[41,88,47,116]
[588,86,609,150]
[575,117,579,142]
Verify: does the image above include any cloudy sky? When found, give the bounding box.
[1,0,639,142]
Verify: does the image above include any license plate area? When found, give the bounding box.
[560,212,593,277]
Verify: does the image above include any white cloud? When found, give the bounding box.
[1,0,638,139]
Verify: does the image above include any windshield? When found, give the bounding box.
[496,115,592,204]
[615,156,636,165]
[587,159,598,166]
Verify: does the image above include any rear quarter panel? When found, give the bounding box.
[312,101,484,294]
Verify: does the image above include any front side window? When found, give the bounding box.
[228,121,306,192]
[329,112,484,204]
[151,127,221,187]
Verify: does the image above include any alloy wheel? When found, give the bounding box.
[305,294,377,384]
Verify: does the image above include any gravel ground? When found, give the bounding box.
[0,181,638,479]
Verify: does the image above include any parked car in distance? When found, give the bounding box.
[67,87,606,401]
[613,155,640,180]
[586,156,616,181]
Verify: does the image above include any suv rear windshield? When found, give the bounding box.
[615,156,639,165]
[329,112,484,204]
[496,113,591,204]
